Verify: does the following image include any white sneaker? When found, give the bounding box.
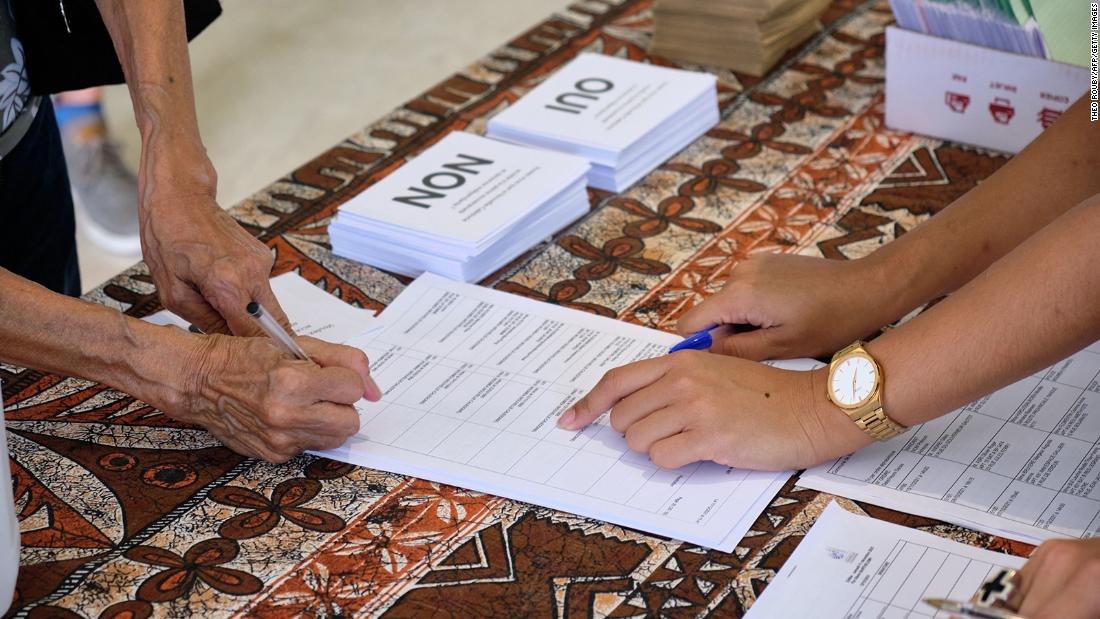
[61,116,142,256]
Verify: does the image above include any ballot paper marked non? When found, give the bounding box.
[744,502,1026,618]
[487,53,719,192]
[314,273,811,551]
[800,340,1100,545]
[330,132,590,282]
[144,271,380,341]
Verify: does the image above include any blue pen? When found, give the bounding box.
[668,325,720,354]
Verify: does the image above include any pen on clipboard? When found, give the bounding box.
[247,301,312,361]
[923,598,1028,619]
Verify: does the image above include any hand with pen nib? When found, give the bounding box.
[154,302,382,463]
[674,252,895,361]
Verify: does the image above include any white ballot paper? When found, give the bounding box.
[315,273,810,551]
[801,341,1100,545]
[331,132,590,281]
[745,502,1025,618]
[144,272,379,341]
[487,53,718,192]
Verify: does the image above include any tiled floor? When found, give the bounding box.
[78,0,569,291]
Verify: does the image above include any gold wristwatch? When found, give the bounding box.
[827,341,907,441]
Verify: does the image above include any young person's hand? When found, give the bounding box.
[557,350,870,471]
[676,253,901,360]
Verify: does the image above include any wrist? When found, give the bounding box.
[804,366,874,463]
[134,91,216,205]
[139,145,218,208]
[857,250,921,326]
[105,317,206,415]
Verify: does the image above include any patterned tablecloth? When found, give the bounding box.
[2,1,1038,616]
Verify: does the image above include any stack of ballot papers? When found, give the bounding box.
[486,53,718,192]
[650,0,830,76]
[144,271,381,341]
[330,132,590,282]
[745,503,1026,618]
[315,273,822,551]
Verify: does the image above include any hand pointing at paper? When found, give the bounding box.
[557,351,870,471]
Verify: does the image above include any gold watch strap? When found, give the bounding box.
[832,341,908,442]
[851,406,908,441]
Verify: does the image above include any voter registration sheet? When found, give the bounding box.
[316,273,804,551]
[801,341,1100,544]
[745,502,1025,618]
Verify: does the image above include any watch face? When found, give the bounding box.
[831,355,878,407]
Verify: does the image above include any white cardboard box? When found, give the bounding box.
[885,26,1089,153]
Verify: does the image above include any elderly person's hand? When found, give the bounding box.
[162,332,383,462]
[140,183,292,337]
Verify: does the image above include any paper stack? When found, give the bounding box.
[486,53,718,193]
[649,0,830,76]
[330,132,590,282]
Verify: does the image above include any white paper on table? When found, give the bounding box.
[314,273,810,551]
[487,53,716,160]
[800,340,1100,545]
[334,132,589,248]
[144,271,380,342]
[885,26,1088,154]
[745,502,1026,618]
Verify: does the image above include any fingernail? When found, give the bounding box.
[558,407,576,429]
[364,375,383,401]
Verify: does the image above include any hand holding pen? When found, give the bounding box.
[247,301,311,361]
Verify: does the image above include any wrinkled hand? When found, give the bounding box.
[556,351,869,471]
[165,334,383,463]
[676,253,896,360]
[999,538,1100,619]
[141,192,290,336]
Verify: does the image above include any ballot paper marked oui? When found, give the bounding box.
[315,273,812,551]
[331,132,590,282]
[744,502,1026,618]
[487,53,719,192]
[801,339,1100,545]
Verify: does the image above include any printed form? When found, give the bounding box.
[745,502,1025,618]
[316,274,805,551]
[801,341,1100,544]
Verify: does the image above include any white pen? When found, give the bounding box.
[923,598,1028,619]
[247,301,312,361]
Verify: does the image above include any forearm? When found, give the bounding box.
[869,96,1100,320]
[868,194,1100,427]
[0,269,195,410]
[94,0,215,200]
